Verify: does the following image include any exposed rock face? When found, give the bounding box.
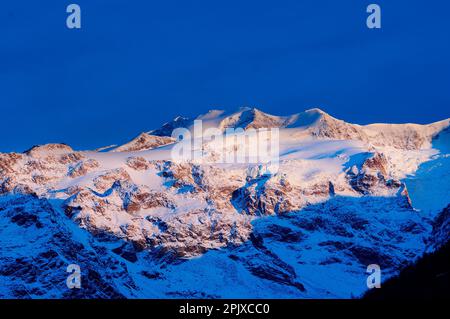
[345,152,414,209]
[232,174,299,216]
[219,108,296,130]
[0,153,24,174]
[92,168,131,192]
[126,156,149,171]
[68,159,100,178]
[157,161,200,191]
[348,153,395,193]
[0,144,86,195]
[298,109,371,142]
[24,143,74,158]
[112,133,175,152]
[58,160,253,258]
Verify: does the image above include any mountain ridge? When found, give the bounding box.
[0,107,449,298]
[110,107,450,153]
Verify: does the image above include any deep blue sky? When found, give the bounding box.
[1,1,449,152]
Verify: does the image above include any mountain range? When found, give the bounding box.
[0,107,449,298]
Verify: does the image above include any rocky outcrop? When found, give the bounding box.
[126,156,149,171]
[112,133,175,152]
[218,108,296,130]
[92,168,132,192]
[68,159,100,178]
[0,144,88,196]
[347,153,395,192]
[24,143,74,158]
[231,174,299,216]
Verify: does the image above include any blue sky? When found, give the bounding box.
[0,0,449,152]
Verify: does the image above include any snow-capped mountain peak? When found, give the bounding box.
[217,107,297,130]
[24,143,74,157]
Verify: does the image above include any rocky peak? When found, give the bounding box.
[150,116,192,137]
[112,133,175,152]
[24,143,74,158]
[219,107,294,130]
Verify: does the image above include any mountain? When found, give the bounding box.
[0,107,449,298]
[216,107,298,130]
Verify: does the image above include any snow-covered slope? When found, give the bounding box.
[0,107,448,298]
